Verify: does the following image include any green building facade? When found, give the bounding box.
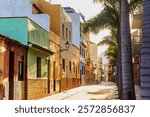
[0,17,52,99]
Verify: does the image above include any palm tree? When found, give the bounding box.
[82,0,120,34]
[82,0,142,99]
[141,0,150,99]
[97,29,118,66]
[120,0,135,100]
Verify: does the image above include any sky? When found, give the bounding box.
[49,0,109,63]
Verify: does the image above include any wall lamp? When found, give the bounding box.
[60,41,70,52]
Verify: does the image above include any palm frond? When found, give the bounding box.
[104,48,118,59]
[82,5,119,34]
[97,36,117,46]
[93,0,106,3]
[129,0,143,13]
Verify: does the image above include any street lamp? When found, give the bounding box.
[61,41,70,52]
[65,41,70,49]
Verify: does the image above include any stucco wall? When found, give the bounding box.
[27,48,48,79]
[0,38,27,100]
[0,17,50,48]
[50,31,61,93]
[0,0,50,32]
[68,13,80,48]
[28,79,48,100]
[37,1,61,35]
[28,19,50,49]
[0,18,28,45]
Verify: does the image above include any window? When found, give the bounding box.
[62,24,65,38]
[84,66,86,75]
[53,79,56,91]
[80,46,81,55]
[81,47,83,56]
[73,62,75,73]
[69,61,72,72]
[82,66,84,75]
[69,30,71,41]
[37,57,41,77]
[18,56,24,81]
[62,59,65,72]
[78,63,80,73]
[66,28,68,40]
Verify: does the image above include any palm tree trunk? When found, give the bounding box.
[118,0,123,100]
[141,0,150,100]
[120,0,135,100]
[117,49,122,99]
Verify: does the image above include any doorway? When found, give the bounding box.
[47,60,50,93]
[53,61,56,92]
[9,51,14,100]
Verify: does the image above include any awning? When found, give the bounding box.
[28,42,54,55]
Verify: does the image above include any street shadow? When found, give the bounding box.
[87,89,110,95]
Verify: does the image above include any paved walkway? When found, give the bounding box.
[135,85,141,100]
[40,82,118,100]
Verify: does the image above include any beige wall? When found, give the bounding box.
[50,30,61,93]
[35,1,62,93]
[97,57,102,83]
[90,41,98,82]
[90,42,98,66]
[37,0,61,35]
[37,1,80,91]
[85,34,94,84]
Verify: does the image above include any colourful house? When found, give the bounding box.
[0,17,53,99]
[0,34,28,100]
[35,0,80,91]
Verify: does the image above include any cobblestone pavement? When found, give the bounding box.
[40,82,118,100]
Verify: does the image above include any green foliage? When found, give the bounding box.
[97,29,118,65]
[82,0,143,66]
[129,0,143,13]
[104,45,118,65]
[82,1,119,34]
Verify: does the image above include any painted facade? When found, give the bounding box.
[0,0,99,100]
[0,35,27,100]
[34,0,62,93]
[36,1,80,91]
[60,8,80,90]
[90,41,99,84]
[0,0,53,100]
[85,34,94,85]
[64,7,87,86]
[0,17,52,100]
[49,31,61,94]
[0,0,49,32]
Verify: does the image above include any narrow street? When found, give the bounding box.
[40,82,118,100]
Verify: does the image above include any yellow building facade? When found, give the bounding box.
[36,0,80,91]
[33,0,62,94]
[85,34,94,85]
